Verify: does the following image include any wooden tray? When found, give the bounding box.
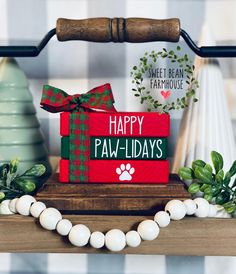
[36,174,190,214]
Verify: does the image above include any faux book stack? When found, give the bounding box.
[40,83,170,184]
[60,111,169,183]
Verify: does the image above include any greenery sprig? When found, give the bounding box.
[178,151,236,214]
[130,46,199,113]
[0,159,46,201]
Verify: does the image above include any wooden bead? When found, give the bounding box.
[137,220,159,241]
[56,219,72,236]
[208,204,217,217]
[194,198,209,218]
[212,205,231,218]
[30,202,46,218]
[9,198,18,213]
[0,200,14,215]
[69,224,91,247]
[126,230,141,247]
[165,200,186,220]
[215,207,231,218]
[154,211,170,227]
[90,231,105,249]
[39,208,62,230]
[105,229,126,252]
[183,199,197,215]
[16,195,36,216]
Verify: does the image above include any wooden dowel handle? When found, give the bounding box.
[56,18,180,43]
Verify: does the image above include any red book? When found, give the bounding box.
[60,112,170,137]
[60,159,168,184]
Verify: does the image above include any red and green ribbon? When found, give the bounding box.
[40,83,117,113]
[41,83,117,182]
[69,113,90,182]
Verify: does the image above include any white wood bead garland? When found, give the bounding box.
[137,220,160,241]
[69,224,91,247]
[39,208,62,230]
[105,229,126,251]
[0,195,224,252]
[208,204,217,218]
[90,231,105,249]
[126,230,141,247]
[9,198,18,213]
[194,198,210,218]
[56,219,73,236]
[165,200,186,220]
[16,195,36,216]
[183,199,197,215]
[154,211,170,227]
[0,200,14,215]
[30,202,46,218]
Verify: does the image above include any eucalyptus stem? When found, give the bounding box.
[0,159,46,201]
[0,183,23,194]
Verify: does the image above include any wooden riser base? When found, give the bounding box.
[36,174,190,213]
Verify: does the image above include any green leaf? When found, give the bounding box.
[223,171,232,186]
[0,164,9,180]
[211,151,223,173]
[211,185,221,196]
[194,167,213,184]
[228,160,236,177]
[176,45,181,51]
[215,169,224,184]
[14,178,36,193]
[223,201,236,214]
[192,160,206,171]
[204,193,213,202]
[203,185,212,195]
[204,164,213,174]
[133,66,137,70]
[200,183,208,192]
[215,191,230,205]
[161,54,168,58]
[188,182,200,194]
[23,164,46,177]
[178,167,194,180]
[225,205,236,214]
[9,159,19,174]
[232,177,236,188]
[0,192,5,200]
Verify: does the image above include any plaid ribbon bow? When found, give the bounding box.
[40,83,116,113]
[41,83,116,183]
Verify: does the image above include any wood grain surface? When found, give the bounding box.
[36,174,190,213]
[56,18,180,42]
[0,214,236,255]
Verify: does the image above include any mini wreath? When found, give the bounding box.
[130,46,199,113]
[0,195,224,252]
